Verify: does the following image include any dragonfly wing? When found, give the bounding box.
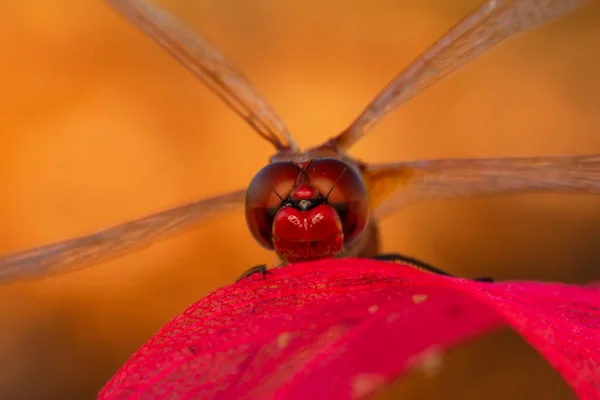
[329,0,590,150]
[364,154,600,220]
[0,189,246,283]
[103,0,297,151]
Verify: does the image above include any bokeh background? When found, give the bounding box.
[1,0,600,398]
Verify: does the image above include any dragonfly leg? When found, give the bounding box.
[371,252,494,283]
[236,264,270,282]
[473,276,495,283]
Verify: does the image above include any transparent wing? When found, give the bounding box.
[103,0,297,151]
[363,154,600,220]
[0,189,246,283]
[330,0,590,150]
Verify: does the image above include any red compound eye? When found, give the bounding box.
[245,162,302,249]
[305,158,369,245]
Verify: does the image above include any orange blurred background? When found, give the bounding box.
[1,0,600,398]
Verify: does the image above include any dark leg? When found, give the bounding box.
[371,252,494,283]
[236,264,269,283]
[372,253,453,276]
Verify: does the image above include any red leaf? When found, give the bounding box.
[98,258,600,400]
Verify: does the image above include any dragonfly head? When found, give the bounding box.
[245,158,369,263]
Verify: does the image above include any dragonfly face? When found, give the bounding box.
[0,0,597,283]
[245,158,369,263]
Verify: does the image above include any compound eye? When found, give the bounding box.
[245,162,302,249]
[305,158,369,244]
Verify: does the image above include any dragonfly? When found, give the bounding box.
[0,0,597,284]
